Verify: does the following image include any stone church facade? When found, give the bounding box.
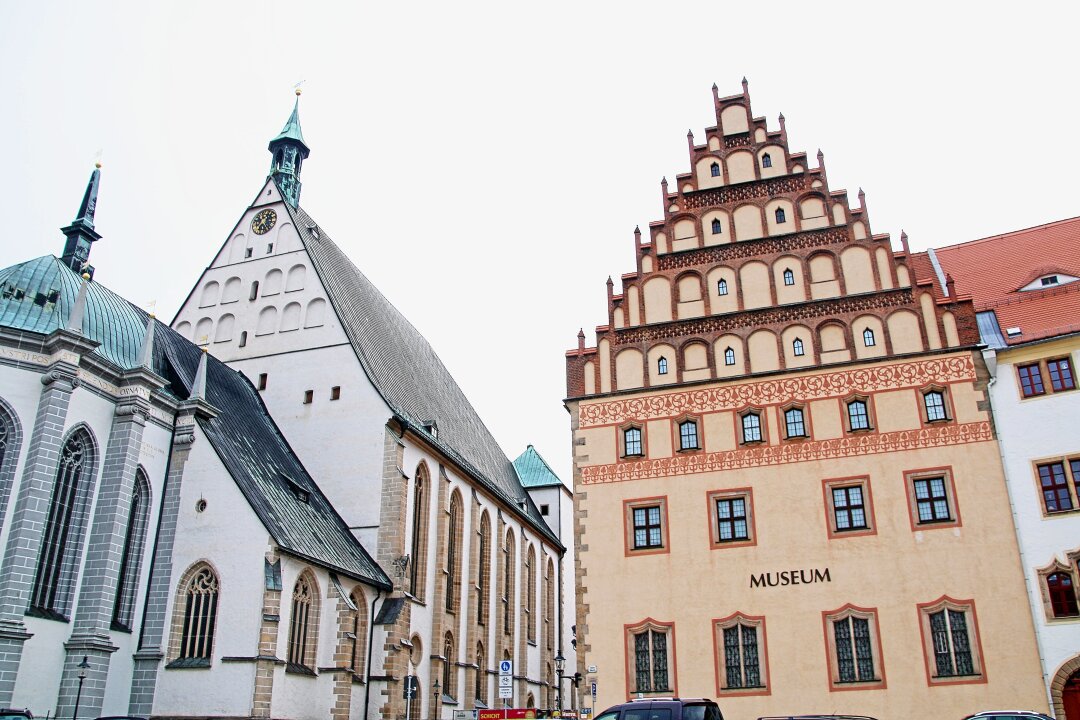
[565,82,1049,717]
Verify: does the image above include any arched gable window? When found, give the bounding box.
[710,162,721,177]
[409,465,430,599]
[31,428,95,617]
[724,347,736,366]
[793,338,805,357]
[711,218,722,234]
[761,153,772,168]
[783,268,795,286]
[657,357,668,375]
[175,563,219,665]
[1048,573,1079,618]
[478,513,491,626]
[446,492,463,612]
[717,279,729,296]
[113,469,151,630]
[863,328,876,347]
[288,572,319,671]
[775,208,787,224]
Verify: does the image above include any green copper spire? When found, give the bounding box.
[268,90,310,207]
[61,164,103,278]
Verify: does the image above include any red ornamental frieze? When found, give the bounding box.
[723,132,752,149]
[577,355,976,427]
[656,227,853,271]
[579,420,994,484]
[681,175,808,210]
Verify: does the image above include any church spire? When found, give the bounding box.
[268,89,311,208]
[60,164,103,278]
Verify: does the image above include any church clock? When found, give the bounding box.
[251,209,277,235]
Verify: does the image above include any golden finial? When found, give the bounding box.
[201,346,209,353]
[149,312,156,319]
[295,88,302,96]
[94,162,102,169]
[81,272,91,280]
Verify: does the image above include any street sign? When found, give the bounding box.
[498,675,513,688]
[581,710,592,719]
[587,665,597,674]
[499,685,513,700]
[590,681,597,699]
[403,675,418,700]
[500,660,513,675]
[455,712,477,720]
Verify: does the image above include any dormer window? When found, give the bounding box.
[1041,275,1059,286]
[863,328,876,347]
[792,338,805,357]
[724,347,736,366]
[775,208,787,224]
[711,218,723,234]
[717,279,729,296]
[783,269,795,286]
[657,357,668,375]
[761,153,772,168]
[710,162,721,178]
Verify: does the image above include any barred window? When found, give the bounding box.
[178,565,218,664]
[722,623,762,689]
[833,616,876,682]
[633,628,670,692]
[113,469,151,630]
[928,609,975,677]
[288,574,316,670]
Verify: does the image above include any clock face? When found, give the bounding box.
[251,209,277,235]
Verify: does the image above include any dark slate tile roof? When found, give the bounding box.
[513,445,566,489]
[283,202,561,549]
[0,255,390,588]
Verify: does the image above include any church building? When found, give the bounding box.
[564,81,1049,717]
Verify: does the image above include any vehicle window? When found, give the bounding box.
[682,704,722,720]
[625,710,671,720]
[595,713,619,720]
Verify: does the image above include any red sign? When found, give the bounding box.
[478,710,537,720]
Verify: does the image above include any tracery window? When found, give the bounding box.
[792,338,805,356]
[717,279,729,296]
[446,492,463,612]
[176,564,219,665]
[478,512,491,625]
[526,546,536,642]
[724,347,736,366]
[409,465,430,599]
[287,573,317,671]
[502,531,515,635]
[113,469,151,630]
[31,429,94,618]
[348,588,369,674]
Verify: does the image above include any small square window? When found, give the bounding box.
[624,497,668,556]
[1047,357,1076,392]
[708,489,755,549]
[303,390,313,404]
[258,373,268,391]
[244,248,253,258]
[540,504,550,517]
[1018,363,1046,397]
[266,243,274,254]
[904,468,961,530]
[330,386,341,401]
[1041,275,1059,286]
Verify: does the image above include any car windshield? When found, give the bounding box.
[625,710,670,720]
[682,705,722,720]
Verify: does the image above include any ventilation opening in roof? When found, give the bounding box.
[280,473,310,503]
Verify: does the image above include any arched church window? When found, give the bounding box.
[863,328,876,347]
[409,466,430,599]
[288,573,318,670]
[710,162,721,177]
[113,469,151,630]
[783,268,795,286]
[775,208,787,224]
[249,281,259,301]
[793,338,805,357]
[711,218,722,234]
[717,279,728,296]
[724,347,736,366]
[177,564,218,664]
[443,632,456,697]
[657,357,668,375]
[1047,572,1079,618]
[762,153,772,168]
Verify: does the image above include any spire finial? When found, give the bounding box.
[61,166,103,278]
[577,328,586,352]
[137,316,156,368]
[66,274,90,334]
[268,91,311,207]
[191,348,208,401]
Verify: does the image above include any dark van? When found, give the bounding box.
[595,697,724,720]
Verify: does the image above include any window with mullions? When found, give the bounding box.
[716,497,749,542]
[1037,460,1078,513]
[847,399,870,431]
[633,506,663,550]
[833,615,876,683]
[761,153,772,169]
[724,347,736,366]
[928,608,976,678]
[784,408,806,438]
[832,486,867,531]
[632,627,671,693]
[913,477,951,523]
[722,623,763,690]
[1047,572,1080,618]
[792,338,805,356]
[863,328,876,347]
[783,269,795,286]
[623,426,643,457]
[1018,363,1046,397]
[287,573,318,671]
[477,513,490,626]
[657,357,668,375]
[711,219,722,234]
[1048,357,1076,391]
[173,564,219,666]
[741,413,762,443]
[113,470,151,630]
[923,390,948,422]
[678,420,699,450]
[710,162,721,178]
[717,279,729,296]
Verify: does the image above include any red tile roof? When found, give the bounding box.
[930,216,1080,345]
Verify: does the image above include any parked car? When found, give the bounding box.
[595,697,724,720]
[962,713,1055,720]
[0,710,32,720]
[757,716,880,720]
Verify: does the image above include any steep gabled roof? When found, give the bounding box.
[282,201,561,548]
[0,255,390,588]
[931,216,1080,345]
[513,445,566,489]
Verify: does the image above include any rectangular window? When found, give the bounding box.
[823,477,875,538]
[708,489,755,549]
[266,243,274,254]
[923,390,948,422]
[905,468,960,530]
[741,413,762,443]
[1048,357,1076,392]
[258,373,268,390]
[540,504,549,516]
[784,408,806,438]
[918,599,984,685]
[623,426,643,457]
[629,624,672,694]
[823,607,883,690]
[330,386,341,401]
[624,497,668,556]
[721,623,763,691]
[303,390,313,404]
[847,400,870,431]
[833,486,867,531]
[678,420,699,450]
[244,247,253,258]
[1038,461,1075,513]
[913,477,950,522]
[1018,363,1046,397]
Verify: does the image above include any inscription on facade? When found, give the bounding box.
[750,567,831,588]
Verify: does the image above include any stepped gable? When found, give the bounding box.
[930,216,1080,345]
[566,83,979,398]
[281,201,560,548]
[0,255,391,588]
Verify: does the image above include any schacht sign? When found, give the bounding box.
[750,567,831,588]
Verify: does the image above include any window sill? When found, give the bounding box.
[621,454,645,460]
[110,620,133,633]
[676,446,701,453]
[285,662,317,677]
[25,607,69,623]
[166,657,211,669]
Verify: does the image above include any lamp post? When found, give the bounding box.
[432,678,440,720]
[72,655,90,720]
[554,653,565,711]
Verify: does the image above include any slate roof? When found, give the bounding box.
[282,201,562,549]
[513,445,566,489]
[930,217,1080,345]
[0,255,390,588]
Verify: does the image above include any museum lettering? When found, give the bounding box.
[750,568,831,588]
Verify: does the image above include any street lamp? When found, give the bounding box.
[554,653,565,710]
[432,678,441,720]
[72,655,90,720]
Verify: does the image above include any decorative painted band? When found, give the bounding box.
[579,420,993,484]
[578,355,976,427]
[655,226,853,271]
[681,174,809,209]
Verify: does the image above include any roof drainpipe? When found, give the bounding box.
[363,588,382,720]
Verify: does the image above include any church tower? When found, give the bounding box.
[59,164,102,277]
[267,90,309,207]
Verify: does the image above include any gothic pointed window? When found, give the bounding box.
[783,268,795,286]
[526,546,536,642]
[31,428,94,618]
[711,218,722,234]
[717,279,729,296]
[477,512,491,625]
[113,469,151,631]
[544,558,555,652]
[446,492,463,613]
[710,162,721,177]
[475,642,486,703]
[775,208,786,224]
[761,153,772,169]
[657,357,668,375]
[502,531,515,635]
[792,338,805,357]
[287,573,318,672]
[863,328,876,347]
[443,632,456,698]
[409,465,430,599]
[173,563,219,666]
[724,347,736,366]
[348,588,369,674]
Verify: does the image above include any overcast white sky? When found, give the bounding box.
[2,2,1078,484]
